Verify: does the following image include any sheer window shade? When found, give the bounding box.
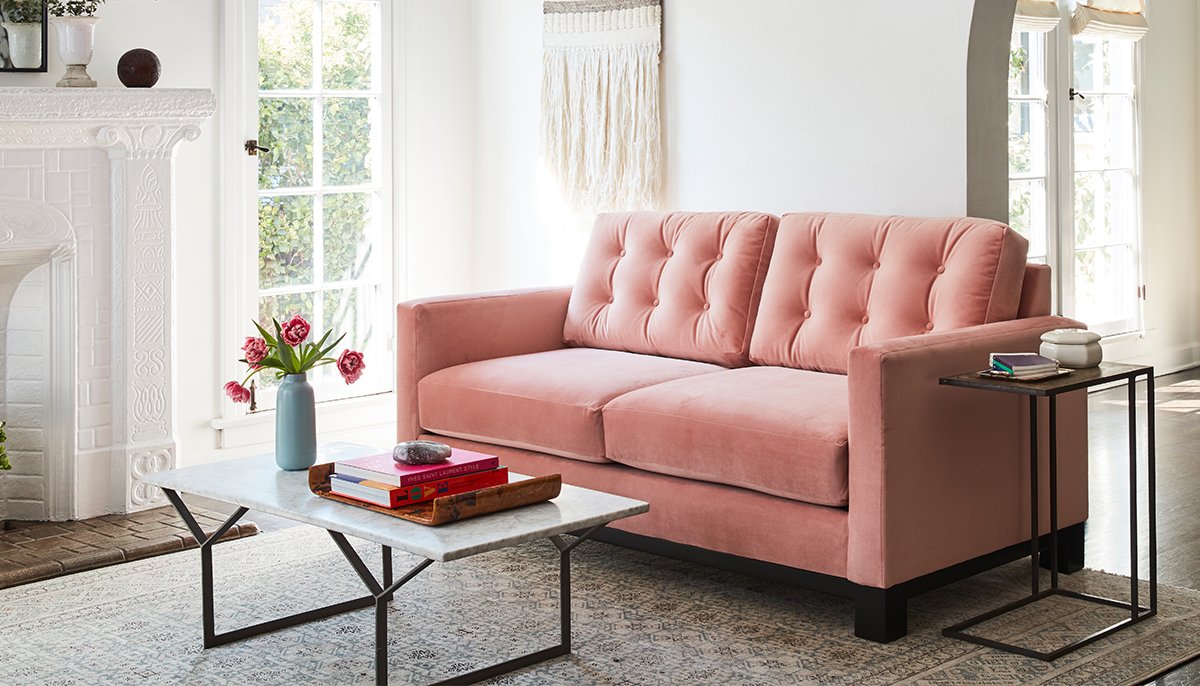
[1072,0,1148,41]
[1014,0,1062,33]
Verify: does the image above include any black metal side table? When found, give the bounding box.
[939,362,1156,661]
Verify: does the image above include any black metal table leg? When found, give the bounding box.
[160,489,375,649]
[1029,396,1040,596]
[1148,373,1157,615]
[942,369,1157,660]
[1049,394,1059,590]
[326,524,607,685]
[161,489,609,684]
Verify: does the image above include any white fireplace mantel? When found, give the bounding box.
[0,87,215,518]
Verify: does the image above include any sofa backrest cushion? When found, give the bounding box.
[749,212,1030,374]
[564,211,779,367]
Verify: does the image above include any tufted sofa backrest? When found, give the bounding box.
[563,211,779,367]
[749,213,1030,374]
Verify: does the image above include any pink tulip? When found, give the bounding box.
[337,349,365,384]
[242,337,268,366]
[224,381,252,404]
[280,314,311,346]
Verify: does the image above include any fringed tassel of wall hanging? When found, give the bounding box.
[542,0,663,214]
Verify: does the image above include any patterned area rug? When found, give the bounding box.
[0,525,1196,685]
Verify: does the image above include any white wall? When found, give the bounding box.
[469,0,978,290]
[1102,0,1200,371]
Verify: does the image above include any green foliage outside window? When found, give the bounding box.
[257,0,375,296]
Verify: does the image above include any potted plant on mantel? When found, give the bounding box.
[48,0,105,87]
[0,1,44,69]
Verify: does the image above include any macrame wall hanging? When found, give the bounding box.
[542,0,663,214]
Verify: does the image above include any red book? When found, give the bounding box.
[333,448,500,487]
[330,468,510,509]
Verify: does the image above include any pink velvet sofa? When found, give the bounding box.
[396,211,1088,642]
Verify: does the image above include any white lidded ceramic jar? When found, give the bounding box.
[1040,328,1103,369]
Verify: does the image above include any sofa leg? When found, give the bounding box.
[854,587,907,643]
[1040,522,1085,574]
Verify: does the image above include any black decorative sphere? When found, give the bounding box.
[117,49,161,88]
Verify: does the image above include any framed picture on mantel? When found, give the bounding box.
[0,0,48,73]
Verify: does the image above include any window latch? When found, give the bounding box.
[244,139,271,157]
[1069,88,1086,101]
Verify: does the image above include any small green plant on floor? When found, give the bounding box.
[0,422,9,471]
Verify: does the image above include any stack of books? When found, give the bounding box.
[330,448,506,509]
[988,352,1061,380]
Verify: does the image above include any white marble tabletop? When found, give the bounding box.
[142,444,649,562]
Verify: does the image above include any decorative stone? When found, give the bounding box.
[1040,328,1103,369]
[117,48,161,88]
[393,440,452,466]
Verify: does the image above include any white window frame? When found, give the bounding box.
[1008,27,1061,269]
[215,0,406,447]
[1010,2,1145,337]
[1052,15,1145,337]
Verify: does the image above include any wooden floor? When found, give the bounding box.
[1088,367,1200,684]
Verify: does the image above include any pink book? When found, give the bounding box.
[333,448,500,487]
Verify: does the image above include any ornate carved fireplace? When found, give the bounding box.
[0,88,215,519]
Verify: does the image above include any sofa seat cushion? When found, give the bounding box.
[563,211,779,366]
[418,348,726,463]
[602,366,850,507]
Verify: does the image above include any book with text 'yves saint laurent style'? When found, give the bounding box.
[333,448,500,487]
[330,467,510,508]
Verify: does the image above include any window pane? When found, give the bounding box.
[1074,246,1137,329]
[1073,37,1134,93]
[323,192,375,283]
[323,97,375,186]
[259,0,314,91]
[1009,179,1048,260]
[1009,101,1047,177]
[258,98,314,189]
[318,286,384,392]
[1008,31,1039,97]
[256,291,317,390]
[259,195,315,289]
[323,0,375,91]
[1073,95,1134,170]
[1074,170,1135,249]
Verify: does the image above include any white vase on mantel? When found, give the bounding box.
[51,16,98,88]
[1,23,42,69]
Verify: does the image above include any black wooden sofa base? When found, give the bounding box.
[581,522,1085,643]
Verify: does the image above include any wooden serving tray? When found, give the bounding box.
[308,462,562,526]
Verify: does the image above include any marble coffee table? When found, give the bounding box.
[142,445,648,685]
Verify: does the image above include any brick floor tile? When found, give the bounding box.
[21,537,72,551]
[0,561,62,587]
[60,549,125,573]
[0,542,21,554]
[18,525,70,540]
[63,531,114,546]
[122,537,184,561]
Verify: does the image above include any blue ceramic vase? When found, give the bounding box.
[275,373,316,470]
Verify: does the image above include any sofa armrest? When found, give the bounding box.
[396,287,573,440]
[846,315,1088,588]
